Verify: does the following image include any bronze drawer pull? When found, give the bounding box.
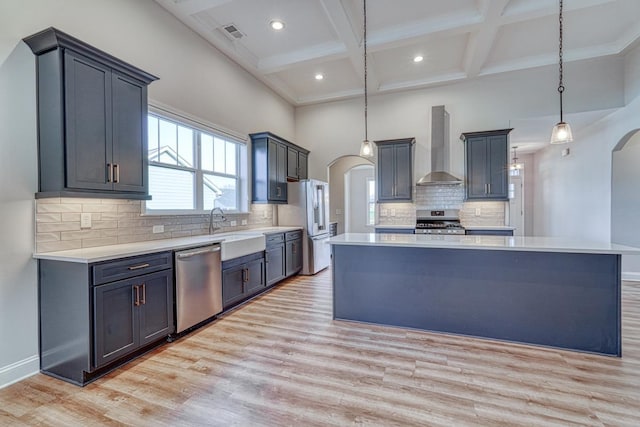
[128,263,150,270]
[140,283,146,305]
[133,285,140,306]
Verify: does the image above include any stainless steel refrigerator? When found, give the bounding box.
[278,179,331,275]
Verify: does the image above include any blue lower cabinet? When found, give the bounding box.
[375,227,415,234]
[222,252,266,309]
[465,229,514,236]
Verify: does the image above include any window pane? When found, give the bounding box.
[203,174,237,211]
[177,126,193,167]
[158,119,177,165]
[147,166,194,210]
[148,116,159,159]
[225,141,236,175]
[213,137,225,173]
[201,134,214,172]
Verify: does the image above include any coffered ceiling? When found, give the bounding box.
[155,0,640,106]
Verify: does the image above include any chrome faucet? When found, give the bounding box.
[208,207,227,234]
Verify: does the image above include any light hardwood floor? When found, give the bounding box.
[2,270,640,426]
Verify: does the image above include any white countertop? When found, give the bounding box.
[463,225,516,230]
[374,224,415,229]
[34,226,303,263]
[327,233,640,255]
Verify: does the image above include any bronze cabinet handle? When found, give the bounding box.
[107,163,113,183]
[140,283,146,305]
[133,285,140,306]
[114,164,120,183]
[128,263,150,270]
[246,268,250,283]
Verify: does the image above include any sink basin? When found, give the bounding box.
[217,233,266,261]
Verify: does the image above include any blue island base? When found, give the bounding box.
[332,245,621,356]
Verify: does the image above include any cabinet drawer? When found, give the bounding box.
[285,230,303,241]
[266,233,285,247]
[93,251,172,285]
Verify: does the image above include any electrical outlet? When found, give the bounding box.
[241,219,248,225]
[390,209,396,217]
[152,225,164,234]
[230,220,237,226]
[475,207,481,216]
[80,213,92,229]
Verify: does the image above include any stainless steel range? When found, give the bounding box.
[415,209,465,235]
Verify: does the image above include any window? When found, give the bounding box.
[145,112,247,214]
[366,178,375,226]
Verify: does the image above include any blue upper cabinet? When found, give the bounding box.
[23,27,158,200]
[250,132,309,204]
[462,129,512,201]
[375,138,415,202]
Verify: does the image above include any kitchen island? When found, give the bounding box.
[328,233,640,356]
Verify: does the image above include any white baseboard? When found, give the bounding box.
[0,355,39,389]
[622,272,640,282]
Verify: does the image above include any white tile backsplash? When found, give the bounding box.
[376,185,506,228]
[35,199,274,252]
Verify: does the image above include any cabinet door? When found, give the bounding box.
[298,152,308,179]
[64,51,113,191]
[266,244,286,286]
[394,143,412,200]
[285,239,303,276]
[138,270,174,346]
[222,265,246,308]
[466,137,489,199]
[377,145,395,201]
[268,141,287,202]
[287,147,299,179]
[112,72,147,193]
[487,135,508,199]
[93,279,138,368]
[244,257,266,296]
[276,142,288,201]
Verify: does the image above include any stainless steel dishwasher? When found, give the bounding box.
[174,244,222,333]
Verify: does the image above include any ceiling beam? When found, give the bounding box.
[463,0,510,78]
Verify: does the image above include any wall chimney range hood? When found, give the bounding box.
[416,105,462,185]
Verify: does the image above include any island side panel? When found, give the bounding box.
[332,245,621,356]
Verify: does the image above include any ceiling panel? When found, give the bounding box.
[268,57,362,102]
[373,33,469,86]
[155,0,640,106]
[192,0,340,58]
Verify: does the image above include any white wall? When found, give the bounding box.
[296,56,625,182]
[327,156,373,234]
[624,43,640,104]
[345,166,374,233]
[532,93,640,276]
[0,0,295,387]
[0,43,38,388]
[612,131,640,279]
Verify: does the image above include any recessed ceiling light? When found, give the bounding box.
[270,20,285,31]
[315,73,324,80]
[413,55,424,63]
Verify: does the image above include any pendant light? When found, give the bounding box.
[550,0,573,144]
[359,0,374,157]
[510,146,524,171]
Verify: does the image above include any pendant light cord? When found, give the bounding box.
[363,0,368,142]
[558,0,564,122]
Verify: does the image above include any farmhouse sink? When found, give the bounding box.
[216,232,266,261]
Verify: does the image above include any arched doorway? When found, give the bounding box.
[611,128,640,280]
[327,155,374,234]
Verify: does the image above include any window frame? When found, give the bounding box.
[366,177,376,226]
[143,106,249,215]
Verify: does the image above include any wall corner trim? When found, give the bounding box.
[0,355,39,389]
